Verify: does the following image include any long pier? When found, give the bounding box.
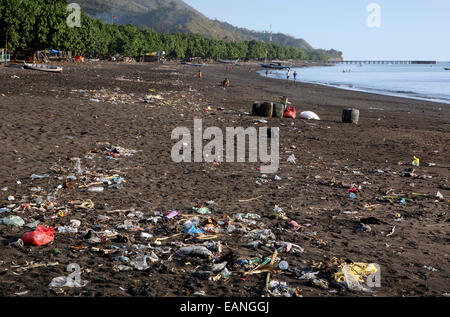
[330,60,436,65]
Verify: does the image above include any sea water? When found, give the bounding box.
[261,62,450,104]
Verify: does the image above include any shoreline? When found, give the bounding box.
[255,63,450,106]
[256,69,450,106]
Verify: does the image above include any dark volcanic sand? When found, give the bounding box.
[0,61,448,297]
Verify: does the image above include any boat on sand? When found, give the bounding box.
[23,62,63,73]
[260,61,291,69]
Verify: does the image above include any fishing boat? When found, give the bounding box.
[260,61,291,69]
[444,67,450,71]
[181,62,204,67]
[24,62,63,73]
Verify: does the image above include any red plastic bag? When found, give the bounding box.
[347,187,359,194]
[283,106,296,119]
[22,225,54,246]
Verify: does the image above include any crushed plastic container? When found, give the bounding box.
[176,246,213,258]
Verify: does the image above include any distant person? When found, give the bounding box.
[265,69,269,78]
[287,70,291,80]
[198,70,203,79]
[293,71,298,82]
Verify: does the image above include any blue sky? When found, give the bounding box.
[184,0,450,61]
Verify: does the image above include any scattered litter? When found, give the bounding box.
[423,265,438,272]
[193,206,211,215]
[287,154,296,164]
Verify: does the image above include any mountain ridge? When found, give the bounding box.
[76,0,342,60]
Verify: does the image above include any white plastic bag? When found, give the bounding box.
[300,111,320,120]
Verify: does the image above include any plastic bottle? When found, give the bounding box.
[279,261,289,270]
[88,187,104,193]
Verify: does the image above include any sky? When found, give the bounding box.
[183,0,450,61]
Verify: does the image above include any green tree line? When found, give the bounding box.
[0,0,331,61]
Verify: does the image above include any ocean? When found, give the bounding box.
[260,62,450,104]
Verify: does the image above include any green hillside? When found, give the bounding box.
[76,0,342,60]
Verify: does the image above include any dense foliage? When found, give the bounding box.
[0,0,333,61]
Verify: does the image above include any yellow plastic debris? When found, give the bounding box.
[334,262,378,283]
[412,156,420,166]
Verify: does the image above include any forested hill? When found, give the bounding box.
[76,0,343,60]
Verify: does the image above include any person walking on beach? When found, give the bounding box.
[198,70,203,79]
[293,70,298,83]
[265,69,269,78]
[222,78,230,88]
[287,69,291,81]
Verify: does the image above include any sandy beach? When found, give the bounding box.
[0,61,448,297]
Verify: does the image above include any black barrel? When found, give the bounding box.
[342,108,360,124]
[261,102,273,118]
[252,102,262,116]
[272,103,284,118]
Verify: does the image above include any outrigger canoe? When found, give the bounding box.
[217,59,240,64]
[181,62,204,67]
[24,62,63,73]
[444,68,450,71]
[260,62,291,70]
